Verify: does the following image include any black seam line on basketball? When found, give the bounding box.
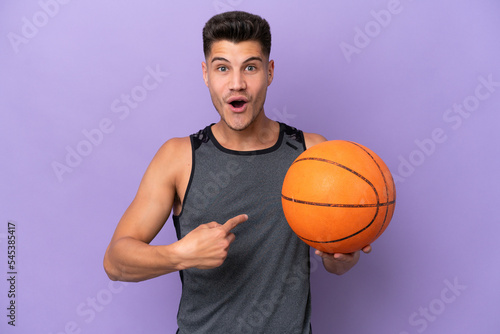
[281,194,395,208]
[290,155,382,241]
[347,141,395,237]
[347,141,389,237]
[295,205,380,244]
[288,151,385,244]
[293,157,376,191]
[291,156,381,208]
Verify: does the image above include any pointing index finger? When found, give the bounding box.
[221,214,248,233]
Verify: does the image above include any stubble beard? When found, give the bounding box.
[220,89,268,132]
[218,102,265,132]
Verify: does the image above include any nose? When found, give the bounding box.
[229,71,246,91]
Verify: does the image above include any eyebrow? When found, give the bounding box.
[210,56,264,64]
[211,57,230,63]
[243,56,263,63]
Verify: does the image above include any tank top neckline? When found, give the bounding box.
[206,122,286,156]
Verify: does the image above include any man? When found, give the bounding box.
[103,11,370,333]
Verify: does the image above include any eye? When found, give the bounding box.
[246,65,256,71]
[217,66,228,72]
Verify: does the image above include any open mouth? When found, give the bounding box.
[227,96,249,112]
[230,100,247,108]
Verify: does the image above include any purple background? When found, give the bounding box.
[1,0,499,333]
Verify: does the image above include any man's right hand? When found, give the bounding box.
[175,214,249,270]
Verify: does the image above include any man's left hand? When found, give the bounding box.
[315,245,372,275]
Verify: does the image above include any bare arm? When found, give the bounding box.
[103,138,187,282]
[103,138,248,282]
[303,132,327,149]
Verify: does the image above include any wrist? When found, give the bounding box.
[156,242,186,272]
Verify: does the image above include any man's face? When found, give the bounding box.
[202,40,274,131]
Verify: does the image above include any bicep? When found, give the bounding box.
[112,189,173,246]
[109,138,188,245]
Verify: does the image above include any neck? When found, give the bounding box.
[212,113,280,151]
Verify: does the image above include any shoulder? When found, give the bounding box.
[303,132,327,149]
[156,136,191,158]
[145,136,191,186]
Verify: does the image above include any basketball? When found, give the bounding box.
[281,140,396,253]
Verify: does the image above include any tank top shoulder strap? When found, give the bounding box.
[190,122,306,152]
[191,124,212,150]
[280,122,307,151]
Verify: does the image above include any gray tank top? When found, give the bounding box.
[173,123,312,334]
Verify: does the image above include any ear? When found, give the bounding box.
[202,61,209,87]
[267,59,275,86]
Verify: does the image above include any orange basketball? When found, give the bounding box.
[281,140,396,253]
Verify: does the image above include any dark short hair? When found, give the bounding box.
[202,11,271,58]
